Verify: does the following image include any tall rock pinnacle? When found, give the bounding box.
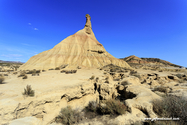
[19,14,131,70]
[84,14,92,34]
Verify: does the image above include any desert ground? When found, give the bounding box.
[1,64,187,125]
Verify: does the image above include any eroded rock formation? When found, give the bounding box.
[19,14,130,70]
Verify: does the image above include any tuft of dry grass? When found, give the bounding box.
[22,85,35,97]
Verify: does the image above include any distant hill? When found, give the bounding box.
[0,60,24,64]
[120,55,181,67]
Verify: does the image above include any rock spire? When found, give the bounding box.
[84,14,92,34]
[19,14,131,70]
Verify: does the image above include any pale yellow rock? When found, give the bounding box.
[19,14,130,70]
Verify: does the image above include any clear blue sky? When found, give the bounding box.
[0,0,187,67]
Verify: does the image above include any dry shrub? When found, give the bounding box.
[18,71,26,77]
[0,76,4,84]
[90,75,95,80]
[85,99,126,117]
[178,79,185,83]
[153,86,168,94]
[98,99,127,115]
[129,70,137,75]
[152,95,187,124]
[175,73,183,79]
[55,106,83,125]
[105,80,109,83]
[22,75,28,79]
[113,78,120,81]
[86,101,98,112]
[60,70,66,73]
[121,81,131,86]
[95,77,99,82]
[55,67,60,70]
[22,85,35,97]
[72,70,77,73]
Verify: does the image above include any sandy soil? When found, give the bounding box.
[0,68,103,101]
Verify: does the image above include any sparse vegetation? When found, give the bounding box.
[175,73,183,79]
[121,81,131,86]
[129,70,137,75]
[60,70,66,73]
[4,74,8,76]
[22,75,28,79]
[86,101,98,112]
[178,79,185,83]
[0,76,5,84]
[90,75,95,80]
[152,95,187,124]
[105,80,109,83]
[22,85,35,97]
[55,67,60,70]
[105,76,109,81]
[98,99,127,115]
[153,86,169,94]
[18,71,26,77]
[77,66,81,69]
[95,77,99,82]
[55,106,83,125]
[85,99,127,117]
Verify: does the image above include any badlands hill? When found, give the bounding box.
[121,55,181,67]
[19,14,130,70]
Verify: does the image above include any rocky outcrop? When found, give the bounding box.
[19,14,130,70]
[121,55,181,67]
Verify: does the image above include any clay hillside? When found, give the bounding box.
[121,55,181,67]
[19,14,130,70]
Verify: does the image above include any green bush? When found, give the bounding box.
[55,106,83,125]
[22,85,35,97]
[152,95,187,124]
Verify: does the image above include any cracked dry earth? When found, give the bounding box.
[0,67,187,125]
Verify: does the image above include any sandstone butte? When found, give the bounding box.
[19,14,130,70]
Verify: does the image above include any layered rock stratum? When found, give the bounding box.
[19,14,130,70]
